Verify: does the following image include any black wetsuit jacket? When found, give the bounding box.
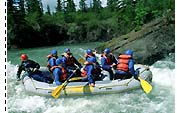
[16,59,40,79]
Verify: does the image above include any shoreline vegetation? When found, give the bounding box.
[7,0,174,49]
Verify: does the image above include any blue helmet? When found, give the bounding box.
[104,48,110,54]
[64,48,70,53]
[87,57,96,63]
[125,50,133,56]
[51,50,57,55]
[86,49,92,55]
[56,58,62,65]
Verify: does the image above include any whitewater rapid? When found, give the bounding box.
[7,56,175,113]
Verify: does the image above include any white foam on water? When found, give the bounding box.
[8,96,46,113]
[7,61,18,79]
[150,61,175,89]
[44,98,97,113]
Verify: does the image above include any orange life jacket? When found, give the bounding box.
[51,65,68,81]
[101,53,113,65]
[117,54,132,72]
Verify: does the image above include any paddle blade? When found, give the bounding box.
[78,58,85,64]
[52,82,65,99]
[138,77,152,94]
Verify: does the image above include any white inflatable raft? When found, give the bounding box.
[22,64,152,97]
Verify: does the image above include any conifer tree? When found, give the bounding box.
[26,0,43,15]
[92,0,102,12]
[46,5,51,15]
[66,0,76,12]
[56,0,62,12]
[107,0,117,11]
[79,0,87,12]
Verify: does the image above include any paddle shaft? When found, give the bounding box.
[52,72,75,98]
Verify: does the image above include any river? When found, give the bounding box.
[7,43,175,113]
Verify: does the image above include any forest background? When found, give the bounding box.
[7,0,174,49]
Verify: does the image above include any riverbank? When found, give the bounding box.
[96,13,175,65]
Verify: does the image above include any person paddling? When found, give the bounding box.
[47,50,58,72]
[83,49,100,68]
[81,50,101,87]
[16,54,53,83]
[101,48,117,80]
[61,48,82,77]
[84,49,96,60]
[115,50,138,80]
[51,58,68,86]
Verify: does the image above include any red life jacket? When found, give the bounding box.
[81,62,101,77]
[51,66,68,81]
[101,53,113,65]
[81,69,87,77]
[81,68,100,77]
[117,54,132,72]
[60,67,68,81]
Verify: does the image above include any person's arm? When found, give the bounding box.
[47,54,52,61]
[128,59,136,76]
[16,62,24,80]
[101,57,111,70]
[28,60,40,70]
[62,57,67,68]
[34,62,40,69]
[113,55,118,64]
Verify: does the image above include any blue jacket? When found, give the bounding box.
[128,59,136,76]
[84,64,95,84]
[82,56,101,84]
[53,67,62,85]
[48,57,57,68]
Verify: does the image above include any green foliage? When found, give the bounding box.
[26,0,43,15]
[56,0,62,12]
[87,18,100,30]
[64,12,75,23]
[25,12,41,30]
[53,12,65,25]
[107,0,117,11]
[67,23,77,35]
[92,0,102,12]
[98,8,114,20]
[134,3,149,26]
[7,0,174,48]
[46,5,51,15]
[66,0,76,12]
[79,0,87,12]
[73,12,88,23]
